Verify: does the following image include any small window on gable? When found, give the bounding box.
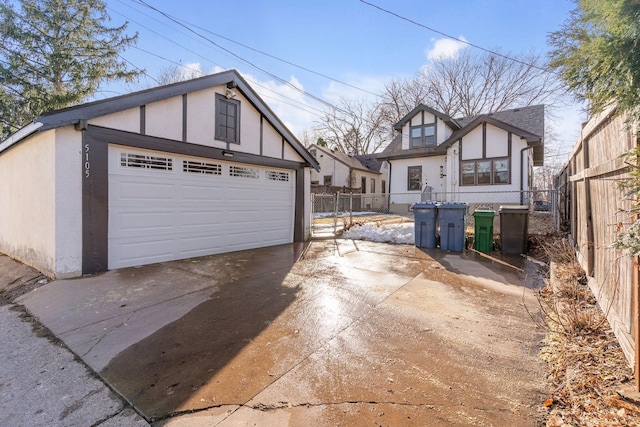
[410,124,436,148]
[324,175,332,185]
[215,93,240,144]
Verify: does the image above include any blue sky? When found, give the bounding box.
[105,0,583,159]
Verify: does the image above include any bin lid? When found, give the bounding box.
[412,202,438,209]
[499,205,529,213]
[439,202,468,210]
[473,209,495,217]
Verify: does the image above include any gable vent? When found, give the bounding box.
[230,165,259,179]
[183,160,221,175]
[266,170,290,182]
[120,152,172,170]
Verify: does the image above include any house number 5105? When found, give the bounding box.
[84,144,90,178]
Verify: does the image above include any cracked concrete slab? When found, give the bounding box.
[0,305,149,427]
[17,241,547,426]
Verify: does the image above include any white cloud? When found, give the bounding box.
[426,36,468,61]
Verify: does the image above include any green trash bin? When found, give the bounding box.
[473,209,495,252]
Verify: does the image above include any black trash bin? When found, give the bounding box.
[499,205,529,255]
[413,202,438,248]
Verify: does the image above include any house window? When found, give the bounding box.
[410,124,436,147]
[461,158,510,185]
[361,176,367,193]
[215,94,240,144]
[382,180,386,194]
[310,149,317,157]
[408,166,422,191]
[324,175,332,185]
[371,178,375,194]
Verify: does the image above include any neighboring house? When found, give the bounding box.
[377,104,544,213]
[0,69,319,278]
[308,144,384,194]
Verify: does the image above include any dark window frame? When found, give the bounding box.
[460,157,511,186]
[410,124,436,148]
[323,175,332,185]
[215,93,241,144]
[407,166,422,191]
[361,176,367,193]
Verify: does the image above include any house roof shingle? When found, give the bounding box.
[311,144,381,174]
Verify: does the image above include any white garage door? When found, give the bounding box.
[108,146,295,269]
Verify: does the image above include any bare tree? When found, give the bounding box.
[381,49,565,126]
[156,64,204,86]
[313,98,391,155]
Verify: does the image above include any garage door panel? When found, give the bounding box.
[180,210,225,227]
[112,179,176,202]
[110,238,176,267]
[108,147,295,269]
[110,211,176,235]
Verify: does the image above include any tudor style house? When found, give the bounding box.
[0,69,319,278]
[377,104,544,213]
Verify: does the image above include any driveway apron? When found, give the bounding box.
[19,240,547,426]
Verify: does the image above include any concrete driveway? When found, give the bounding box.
[19,240,547,426]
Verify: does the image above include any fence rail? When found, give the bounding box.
[311,190,557,237]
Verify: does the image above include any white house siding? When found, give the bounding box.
[89,108,139,133]
[239,99,262,155]
[262,124,282,159]
[186,88,216,146]
[283,143,303,162]
[146,96,183,142]
[54,127,83,277]
[388,157,445,212]
[461,126,483,160]
[0,131,57,276]
[485,124,509,157]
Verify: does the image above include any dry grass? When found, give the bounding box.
[534,234,640,426]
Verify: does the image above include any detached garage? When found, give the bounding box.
[0,69,319,278]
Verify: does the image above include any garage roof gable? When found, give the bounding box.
[6,69,319,170]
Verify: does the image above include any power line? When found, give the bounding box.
[129,0,338,111]
[359,0,555,74]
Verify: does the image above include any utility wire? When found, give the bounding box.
[130,0,338,111]
[359,0,555,74]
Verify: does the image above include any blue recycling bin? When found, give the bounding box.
[413,202,438,248]
[438,203,468,252]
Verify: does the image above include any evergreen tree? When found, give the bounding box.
[0,0,140,139]
[548,0,640,121]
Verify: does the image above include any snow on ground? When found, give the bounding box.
[342,222,414,245]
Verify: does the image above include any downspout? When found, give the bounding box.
[520,146,533,205]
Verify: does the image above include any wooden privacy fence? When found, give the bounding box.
[555,105,640,385]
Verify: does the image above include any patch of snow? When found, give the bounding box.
[342,222,414,245]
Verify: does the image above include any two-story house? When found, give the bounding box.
[377,104,544,213]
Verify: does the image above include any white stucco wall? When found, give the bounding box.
[239,97,262,155]
[388,157,446,205]
[461,126,483,160]
[485,124,509,157]
[89,108,140,133]
[0,130,57,276]
[186,88,217,147]
[147,96,183,141]
[54,127,83,278]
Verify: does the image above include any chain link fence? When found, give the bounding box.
[311,190,557,237]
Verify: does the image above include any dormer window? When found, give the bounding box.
[410,124,435,147]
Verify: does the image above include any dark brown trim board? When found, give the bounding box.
[82,125,306,275]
